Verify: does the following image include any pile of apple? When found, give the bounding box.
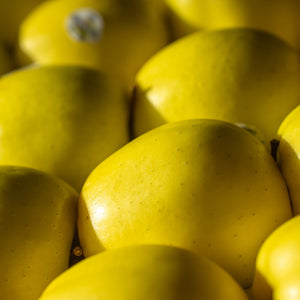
[1,0,300,299]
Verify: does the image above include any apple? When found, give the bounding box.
[0,165,78,300]
[251,215,300,300]
[206,0,300,50]
[0,65,130,191]
[39,245,248,300]
[276,104,300,214]
[164,0,300,49]
[17,0,169,88]
[132,28,300,144]
[78,119,292,288]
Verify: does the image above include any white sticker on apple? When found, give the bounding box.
[65,8,104,43]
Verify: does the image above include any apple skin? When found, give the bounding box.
[274,280,300,300]
[39,245,248,300]
[206,0,300,50]
[251,215,300,300]
[164,0,208,38]
[164,0,300,49]
[17,0,169,88]
[78,119,292,288]
[0,165,78,300]
[132,28,300,144]
[0,65,130,191]
[276,105,300,215]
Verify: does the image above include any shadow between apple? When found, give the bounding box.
[129,84,167,139]
[249,269,273,300]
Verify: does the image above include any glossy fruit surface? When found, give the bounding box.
[133,28,300,143]
[252,216,300,300]
[78,119,292,288]
[276,105,300,214]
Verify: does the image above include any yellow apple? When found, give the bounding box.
[164,0,300,49]
[78,119,292,288]
[206,0,300,50]
[39,245,248,300]
[0,65,130,191]
[0,165,78,300]
[276,105,300,214]
[17,0,169,88]
[133,28,300,144]
[251,215,300,300]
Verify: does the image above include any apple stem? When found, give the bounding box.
[69,228,85,267]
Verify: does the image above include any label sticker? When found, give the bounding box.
[65,8,105,43]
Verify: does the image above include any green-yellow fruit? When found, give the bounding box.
[78,119,292,288]
[0,65,130,191]
[39,245,248,300]
[251,216,300,300]
[0,165,78,300]
[276,105,300,214]
[133,28,300,143]
[17,0,169,88]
